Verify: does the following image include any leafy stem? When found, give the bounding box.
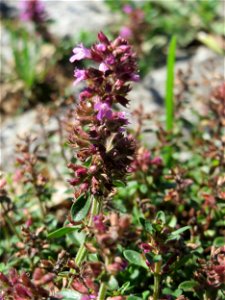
[67,196,100,288]
[153,260,162,300]
[97,282,107,300]
[75,196,99,266]
[5,215,22,242]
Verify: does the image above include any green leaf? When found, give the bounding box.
[142,290,151,299]
[108,276,119,291]
[197,32,224,55]
[156,211,166,224]
[59,290,82,300]
[47,226,79,239]
[172,253,193,272]
[166,226,191,242]
[119,281,130,294]
[83,156,92,167]
[173,289,183,297]
[127,297,142,300]
[168,215,177,228]
[70,193,91,222]
[165,35,176,132]
[213,237,225,247]
[139,184,148,194]
[140,218,154,234]
[0,263,7,272]
[146,253,162,264]
[123,250,148,269]
[114,180,126,187]
[163,288,182,297]
[178,280,198,291]
[171,226,191,235]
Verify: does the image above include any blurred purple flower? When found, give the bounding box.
[96,43,107,52]
[130,73,140,82]
[151,157,163,166]
[120,26,133,39]
[81,296,96,300]
[93,215,106,232]
[123,4,133,14]
[19,0,46,23]
[140,243,152,253]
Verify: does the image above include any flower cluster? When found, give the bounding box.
[131,146,162,172]
[211,81,225,122]
[195,246,225,288]
[0,268,50,300]
[14,136,52,218]
[19,0,47,24]
[119,5,147,57]
[68,32,138,196]
[15,137,48,187]
[139,225,186,275]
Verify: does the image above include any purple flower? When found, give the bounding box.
[73,69,87,85]
[98,31,110,45]
[70,44,91,63]
[94,102,113,121]
[81,296,96,300]
[151,157,163,166]
[79,88,93,101]
[68,32,137,194]
[123,4,133,14]
[117,112,129,127]
[19,0,46,23]
[105,54,115,65]
[120,26,133,39]
[96,43,107,52]
[140,243,152,253]
[99,62,109,72]
[93,215,106,232]
[130,73,140,82]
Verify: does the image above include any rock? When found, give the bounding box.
[0,109,58,170]
[3,0,114,37]
[45,1,113,37]
[143,46,224,106]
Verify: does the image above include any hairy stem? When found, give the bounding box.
[5,215,22,241]
[67,196,99,287]
[203,290,213,300]
[38,197,46,218]
[153,261,162,300]
[75,196,99,265]
[97,282,107,300]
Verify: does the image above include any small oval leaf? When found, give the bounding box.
[124,250,148,269]
[156,211,166,224]
[47,226,79,239]
[171,226,191,236]
[71,193,91,222]
[213,236,225,247]
[58,289,82,300]
[178,280,197,291]
[166,226,191,242]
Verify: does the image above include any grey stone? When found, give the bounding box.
[3,0,114,37]
[143,46,224,106]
